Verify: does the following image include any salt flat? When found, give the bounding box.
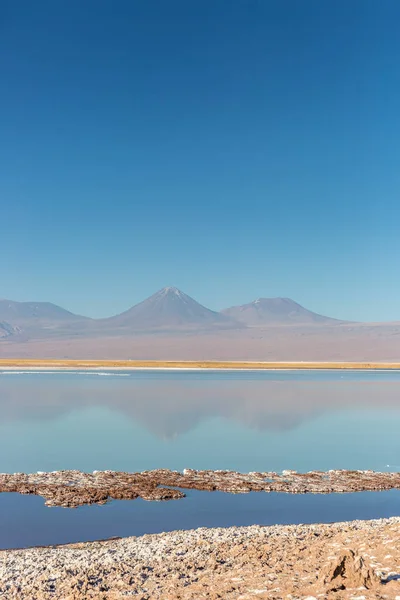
[2,518,400,599]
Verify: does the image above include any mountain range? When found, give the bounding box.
[0,287,398,361]
[0,287,341,338]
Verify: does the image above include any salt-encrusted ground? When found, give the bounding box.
[2,518,400,599]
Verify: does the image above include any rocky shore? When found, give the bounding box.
[2,518,400,599]
[1,468,400,507]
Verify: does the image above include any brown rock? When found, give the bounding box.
[2,468,400,507]
[320,549,380,591]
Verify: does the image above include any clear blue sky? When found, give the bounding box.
[1,0,399,321]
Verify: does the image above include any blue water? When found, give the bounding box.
[1,369,400,548]
[1,490,400,549]
[1,369,400,473]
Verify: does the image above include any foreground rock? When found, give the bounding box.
[2,518,400,599]
[1,468,400,507]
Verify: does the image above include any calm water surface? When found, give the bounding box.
[2,490,400,549]
[1,369,400,473]
[1,369,400,547]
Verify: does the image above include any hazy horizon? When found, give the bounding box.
[0,285,356,321]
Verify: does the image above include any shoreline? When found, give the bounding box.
[2,518,400,598]
[1,359,400,370]
[2,468,400,507]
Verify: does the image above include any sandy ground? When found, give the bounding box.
[1,359,400,370]
[2,519,400,599]
[1,322,400,362]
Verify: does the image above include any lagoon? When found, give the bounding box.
[1,369,400,473]
[1,369,400,548]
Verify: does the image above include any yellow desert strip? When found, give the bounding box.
[0,359,400,369]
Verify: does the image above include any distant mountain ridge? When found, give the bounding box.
[0,288,346,340]
[1,288,398,362]
[221,297,340,326]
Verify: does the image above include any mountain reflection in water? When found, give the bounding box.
[1,372,400,436]
[0,370,399,474]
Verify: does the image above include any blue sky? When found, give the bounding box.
[1,0,399,321]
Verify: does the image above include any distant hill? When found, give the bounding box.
[0,299,88,325]
[221,297,340,326]
[0,299,90,340]
[102,287,241,331]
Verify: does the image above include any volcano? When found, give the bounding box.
[221,297,340,326]
[104,287,241,331]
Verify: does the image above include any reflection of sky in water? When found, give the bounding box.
[1,370,400,473]
[2,489,400,549]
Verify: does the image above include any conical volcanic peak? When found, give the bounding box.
[221,297,340,326]
[105,287,242,331]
